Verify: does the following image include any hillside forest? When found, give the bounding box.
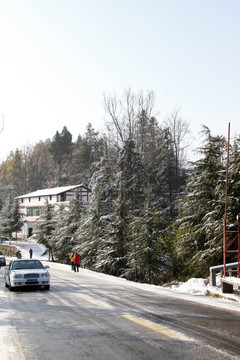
[0,90,239,283]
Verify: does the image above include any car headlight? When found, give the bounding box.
[13,273,23,279]
[41,272,49,278]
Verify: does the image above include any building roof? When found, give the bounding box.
[17,184,91,199]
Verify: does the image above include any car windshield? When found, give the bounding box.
[12,260,44,270]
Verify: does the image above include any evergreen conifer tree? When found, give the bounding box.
[34,200,55,260]
[0,197,23,238]
[49,204,70,263]
[175,126,226,277]
[75,152,116,271]
[110,139,148,278]
[227,136,240,221]
[222,136,240,264]
[125,184,171,283]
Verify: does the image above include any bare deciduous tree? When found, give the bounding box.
[163,109,190,170]
[103,88,155,146]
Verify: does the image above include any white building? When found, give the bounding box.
[17,184,91,238]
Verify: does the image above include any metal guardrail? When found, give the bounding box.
[210,262,239,286]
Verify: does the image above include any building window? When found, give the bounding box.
[27,206,54,217]
[38,197,41,201]
[29,198,31,202]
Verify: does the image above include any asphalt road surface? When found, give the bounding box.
[0,261,240,360]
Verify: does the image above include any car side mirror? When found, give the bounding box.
[44,265,50,269]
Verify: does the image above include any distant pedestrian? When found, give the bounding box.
[73,252,80,272]
[69,252,75,271]
[16,250,22,259]
[29,248,33,258]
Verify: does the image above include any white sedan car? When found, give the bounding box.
[4,259,50,291]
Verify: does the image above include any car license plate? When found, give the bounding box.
[27,279,37,283]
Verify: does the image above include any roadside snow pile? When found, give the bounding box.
[170,275,240,303]
[172,278,208,295]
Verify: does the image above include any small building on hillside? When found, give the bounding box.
[17,184,91,238]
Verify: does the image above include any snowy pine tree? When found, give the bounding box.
[175,126,226,277]
[50,191,86,263]
[222,136,240,265]
[0,196,23,238]
[75,152,116,271]
[227,136,240,221]
[110,140,148,278]
[34,200,55,260]
[125,184,172,283]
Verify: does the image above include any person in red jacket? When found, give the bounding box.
[73,252,80,272]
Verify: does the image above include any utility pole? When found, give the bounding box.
[223,123,230,276]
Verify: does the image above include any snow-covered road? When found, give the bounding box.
[0,242,240,360]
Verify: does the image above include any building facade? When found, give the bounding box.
[17,184,91,238]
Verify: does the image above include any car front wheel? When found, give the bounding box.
[44,285,50,290]
[9,282,15,291]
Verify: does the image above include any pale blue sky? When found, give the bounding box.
[0,0,239,161]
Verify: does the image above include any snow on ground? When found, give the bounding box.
[0,241,239,359]
[0,297,25,360]
[14,240,49,260]
[46,260,240,313]
[9,241,240,305]
[0,241,49,359]
[172,276,240,302]
[173,278,208,295]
